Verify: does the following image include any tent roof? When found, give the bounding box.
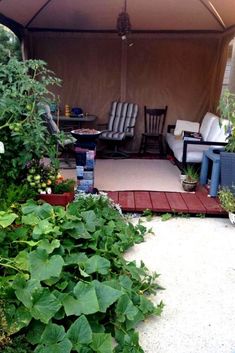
[0,0,235,35]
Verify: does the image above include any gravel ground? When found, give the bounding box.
[125,216,235,353]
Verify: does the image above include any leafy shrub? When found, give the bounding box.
[218,89,235,152]
[218,187,235,213]
[0,195,163,353]
[0,58,60,183]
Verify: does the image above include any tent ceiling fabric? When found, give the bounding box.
[1,0,235,32]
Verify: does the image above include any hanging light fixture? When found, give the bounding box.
[116,0,131,40]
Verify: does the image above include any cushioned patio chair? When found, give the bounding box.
[43,104,76,168]
[99,101,139,158]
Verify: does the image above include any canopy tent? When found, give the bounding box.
[1,0,235,151]
[1,0,235,33]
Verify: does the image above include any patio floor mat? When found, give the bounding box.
[94,159,183,192]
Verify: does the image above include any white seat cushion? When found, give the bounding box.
[199,113,218,140]
[173,144,212,163]
[166,132,183,151]
[205,118,221,141]
[215,119,229,142]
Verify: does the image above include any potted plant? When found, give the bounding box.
[26,160,75,206]
[218,90,235,187]
[218,187,235,225]
[181,165,199,192]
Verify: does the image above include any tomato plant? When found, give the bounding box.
[0,58,61,183]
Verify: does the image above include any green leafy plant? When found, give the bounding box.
[182,165,199,182]
[142,208,153,221]
[218,89,235,152]
[0,195,163,353]
[0,180,37,211]
[161,213,172,221]
[53,179,76,194]
[218,187,235,213]
[0,58,61,183]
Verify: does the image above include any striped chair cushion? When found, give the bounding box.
[100,101,138,141]
[100,131,126,141]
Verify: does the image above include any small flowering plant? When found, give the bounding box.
[26,160,75,194]
[218,90,235,152]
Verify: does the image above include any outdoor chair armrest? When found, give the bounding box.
[182,140,227,167]
[167,124,176,133]
[125,125,135,132]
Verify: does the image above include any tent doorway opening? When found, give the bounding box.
[222,37,235,95]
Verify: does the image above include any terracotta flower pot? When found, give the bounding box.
[38,191,75,207]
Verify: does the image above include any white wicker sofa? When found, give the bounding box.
[165,112,228,167]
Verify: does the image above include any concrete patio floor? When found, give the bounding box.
[125,216,235,353]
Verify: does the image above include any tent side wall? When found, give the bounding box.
[26,31,231,151]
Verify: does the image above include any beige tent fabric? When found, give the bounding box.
[27,30,235,151]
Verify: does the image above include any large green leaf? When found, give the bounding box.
[64,252,88,266]
[67,281,122,316]
[62,221,92,239]
[22,202,54,219]
[67,315,92,349]
[90,333,113,353]
[5,304,32,335]
[14,250,29,271]
[126,310,145,330]
[22,214,40,225]
[41,322,65,345]
[119,275,133,291]
[26,320,46,344]
[38,239,61,254]
[30,288,62,323]
[35,338,72,353]
[21,200,39,215]
[0,211,18,228]
[29,248,64,281]
[84,255,110,275]
[116,294,139,322]
[32,219,61,239]
[72,282,99,315]
[13,276,41,308]
[139,296,155,315]
[81,210,98,232]
[62,294,82,316]
[93,280,122,312]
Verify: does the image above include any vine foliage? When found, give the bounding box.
[0,195,163,353]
